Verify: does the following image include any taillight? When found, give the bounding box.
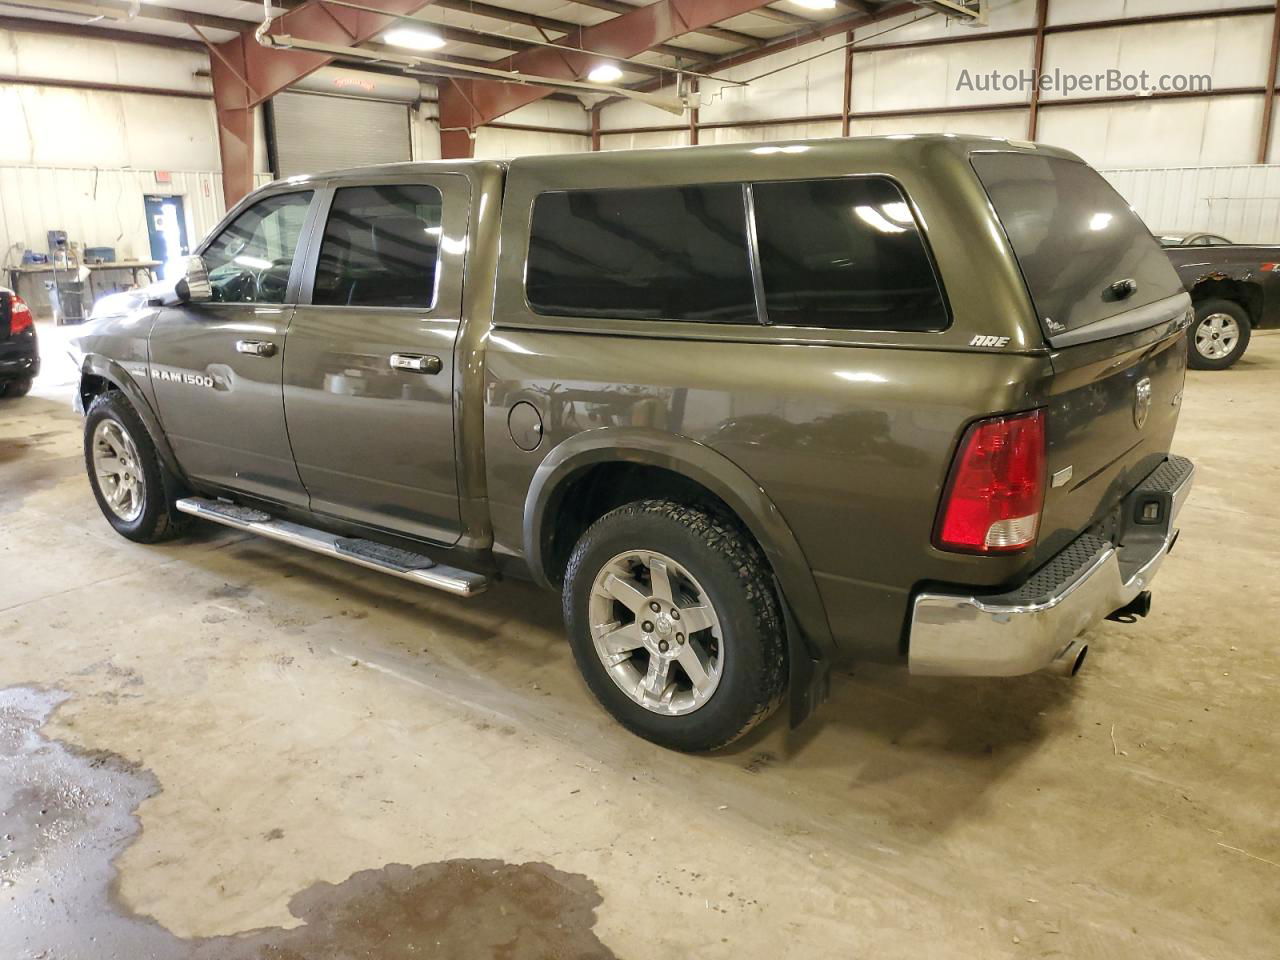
[8,294,33,334]
[936,410,1046,554]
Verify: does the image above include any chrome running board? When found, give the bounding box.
[175,496,488,597]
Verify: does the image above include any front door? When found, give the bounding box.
[283,176,469,544]
[144,195,190,280]
[148,189,317,506]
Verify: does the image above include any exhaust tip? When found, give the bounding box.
[1106,590,1153,623]
[1051,640,1088,676]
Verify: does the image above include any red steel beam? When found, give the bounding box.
[1026,0,1048,139]
[437,0,787,157]
[840,29,852,136]
[616,2,913,101]
[208,0,436,205]
[689,76,699,144]
[1260,1,1280,163]
[600,84,1270,137]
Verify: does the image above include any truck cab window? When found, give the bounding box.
[202,191,314,304]
[312,184,444,309]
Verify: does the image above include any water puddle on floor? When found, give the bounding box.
[0,686,617,959]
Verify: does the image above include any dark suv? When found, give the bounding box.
[70,136,1194,751]
[1,288,39,398]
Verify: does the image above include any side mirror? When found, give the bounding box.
[154,256,212,307]
[174,256,213,304]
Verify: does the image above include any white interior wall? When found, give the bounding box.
[699,34,847,127]
[0,27,273,269]
[1104,165,1280,242]
[472,101,590,159]
[1046,0,1267,26]
[0,168,273,268]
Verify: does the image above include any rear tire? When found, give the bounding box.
[1188,299,1250,370]
[563,499,787,752]
[0,377,33,398]
[84,392,187,543]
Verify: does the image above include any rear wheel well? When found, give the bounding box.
[1190,279,1262,326]
[541,462,763,589]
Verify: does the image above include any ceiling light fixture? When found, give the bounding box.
[383,27,446,51]
[791,0,837,9]
[587,63,624,84]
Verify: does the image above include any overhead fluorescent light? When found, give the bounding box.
[791,0,837,9]
[587,63,624,84]
[383,27,445,51]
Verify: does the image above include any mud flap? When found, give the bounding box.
[778,577,831,728]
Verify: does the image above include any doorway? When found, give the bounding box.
[144,195,190,280]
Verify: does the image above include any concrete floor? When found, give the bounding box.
[1,323,1277,959]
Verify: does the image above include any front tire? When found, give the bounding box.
[563,500,787,752]
[1188,299,1250,370]
[84,393,186,543]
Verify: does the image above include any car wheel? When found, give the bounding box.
[563,499,787,752]
[1188,299,1251,370]
[84,392,187,543]
[0,378,33,398]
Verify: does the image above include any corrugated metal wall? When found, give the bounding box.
[0,167,274,271]
[1103,165,1280,243]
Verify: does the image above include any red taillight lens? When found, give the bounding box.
[936,410,1046,554]
[8,294,33,334]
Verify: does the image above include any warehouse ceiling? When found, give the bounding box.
[0,0,914,93]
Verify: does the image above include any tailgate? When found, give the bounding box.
[970,149,1191,559]
[1037,321,1187,559]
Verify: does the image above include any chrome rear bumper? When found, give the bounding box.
[908,456,1194,677]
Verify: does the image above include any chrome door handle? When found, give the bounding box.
[390,353,442,375]
[235,339,277,358]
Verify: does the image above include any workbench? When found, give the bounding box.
[6,261,161,323]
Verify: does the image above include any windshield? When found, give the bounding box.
[971,152,1182,339]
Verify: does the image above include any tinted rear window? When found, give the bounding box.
[526,184,758,325]
[752,177,948,331]
[971,153,1181,336]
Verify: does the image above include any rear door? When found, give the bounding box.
[972,151,1190,557]
[148,189,317,506]
[282,175,469,545]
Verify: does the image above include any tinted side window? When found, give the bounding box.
[751,178,948,331]
[313,184,443,309]
[203,192,313,304]
[526,184,757,325]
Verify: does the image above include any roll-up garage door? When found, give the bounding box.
[271,92,412,177]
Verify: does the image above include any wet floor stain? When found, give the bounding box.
[0,425,83,514]
[0,687,617,960]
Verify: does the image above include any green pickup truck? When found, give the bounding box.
[71,135,1194,752]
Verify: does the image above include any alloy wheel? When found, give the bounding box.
[588,550,724,716]
[92,419,146,523]
[1195,313,1240,361]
